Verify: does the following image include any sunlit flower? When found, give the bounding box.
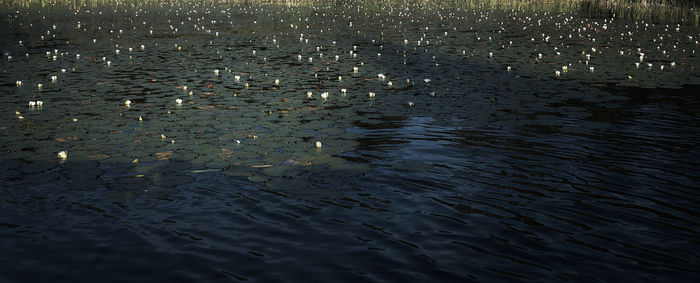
[321,92,329,100]
[57,151,68,159]
[176,98,183,105]
[124,100,131,106]
[29,101,36,107]
[315,141,322,148]
[368,92,376,98]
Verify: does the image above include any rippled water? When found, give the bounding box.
[1,0,699,281]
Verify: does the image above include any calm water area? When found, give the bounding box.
[1,0,699,281]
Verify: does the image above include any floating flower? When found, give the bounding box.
[315,141,322,148]
[321,92,329,100]
[57,151,68,159]
[124,100,131,106]
[368,92,376,98]
[176,98,183,105]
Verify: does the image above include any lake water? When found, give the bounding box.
[1,0,699,281]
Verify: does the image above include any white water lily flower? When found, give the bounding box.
[368,92,376,98]
[124,100,131,106]
[176,98,183,105]
[315,141,322,148]
[57,151,68,159]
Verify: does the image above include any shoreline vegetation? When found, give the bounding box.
[2,0,699,26]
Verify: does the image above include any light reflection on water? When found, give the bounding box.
[1,0,699,282]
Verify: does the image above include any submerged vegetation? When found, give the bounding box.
[2,0,699,25]
[1,0,699,281]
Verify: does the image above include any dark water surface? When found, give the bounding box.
[1,0,699,281]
